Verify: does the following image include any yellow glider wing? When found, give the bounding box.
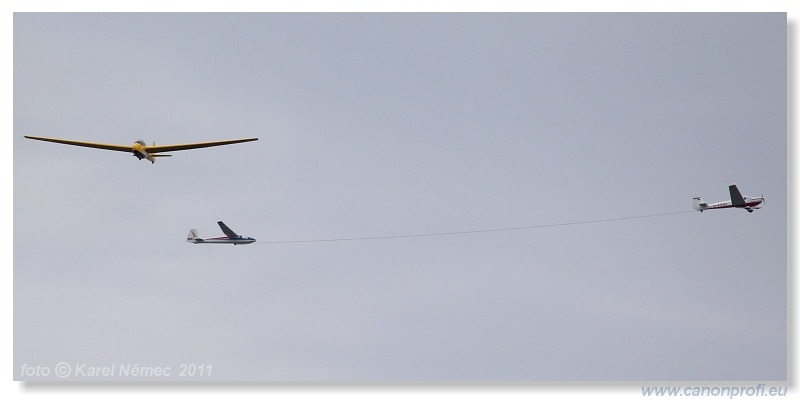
[24,136,133,152]
[146,138,258,153]
[25,136,259,153]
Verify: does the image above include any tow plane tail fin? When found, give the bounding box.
[693,196,708,211]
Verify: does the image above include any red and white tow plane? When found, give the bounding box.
[693,184,765,213]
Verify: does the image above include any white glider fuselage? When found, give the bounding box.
[188,236,256,245]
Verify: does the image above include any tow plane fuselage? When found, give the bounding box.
[693,184,764,213]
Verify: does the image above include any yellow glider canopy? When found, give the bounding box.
[24,135,258,163]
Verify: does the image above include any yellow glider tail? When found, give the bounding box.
[24,136,258,163]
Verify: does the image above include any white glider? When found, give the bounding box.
[187,221,256,245]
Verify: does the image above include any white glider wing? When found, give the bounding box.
[217,221,239,238]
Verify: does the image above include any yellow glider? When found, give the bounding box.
[24,135,258,163]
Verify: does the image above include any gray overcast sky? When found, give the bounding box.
[13,13,786,381]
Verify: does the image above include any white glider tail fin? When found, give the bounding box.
[187,229,202,243]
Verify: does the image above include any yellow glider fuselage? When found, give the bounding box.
[24,136,258,163]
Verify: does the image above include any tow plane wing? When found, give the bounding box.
[729,184,747,206]
[24,135,258,163]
